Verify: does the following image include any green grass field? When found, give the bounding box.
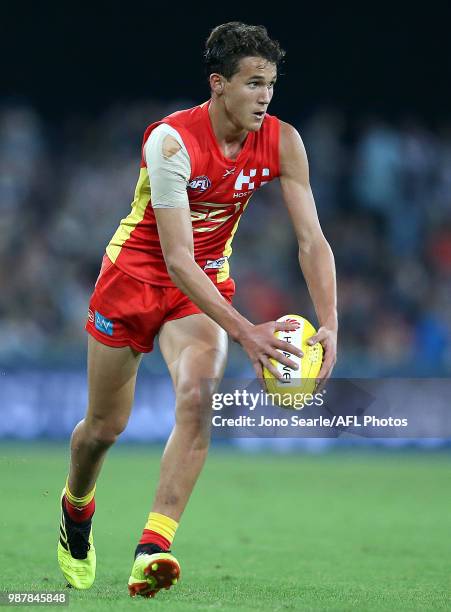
[0,443,450,611]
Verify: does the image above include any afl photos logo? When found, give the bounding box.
[188,176,211,192]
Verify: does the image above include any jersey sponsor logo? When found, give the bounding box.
[222,167,236,178]
[95,311,114,336]
[188,176,211,191]
[204,256,228,270]
[234,168,270,191]
[87,309,94,323]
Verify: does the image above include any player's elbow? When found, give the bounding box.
[165,257,184,280]
[297,229,329,257]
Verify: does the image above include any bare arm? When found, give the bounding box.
[155,205,249,342]
[154,207,303,377]
[152,135,302,378]
[279,121,338,381]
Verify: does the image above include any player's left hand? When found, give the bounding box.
[307,326,337,392]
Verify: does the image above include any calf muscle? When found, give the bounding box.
[67,336,142,497]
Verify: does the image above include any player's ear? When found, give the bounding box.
[210,73,225,96]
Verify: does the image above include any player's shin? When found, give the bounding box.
[67,418,115,496]
[152,411,212,521]
[129,416,211,597]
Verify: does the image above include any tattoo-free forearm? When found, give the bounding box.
[298,237,337,331]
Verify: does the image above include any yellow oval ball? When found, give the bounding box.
[263,314,323,410]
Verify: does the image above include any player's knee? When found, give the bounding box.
[91,429,119,448]
[85,416,127,448]
[175,384,211,431]
[176,385,203,417]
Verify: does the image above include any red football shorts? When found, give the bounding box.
[85,254,235,353]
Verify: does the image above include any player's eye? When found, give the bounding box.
[248,81,275,89]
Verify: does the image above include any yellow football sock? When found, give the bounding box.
[144,512,178,545]
[65,478,96,507]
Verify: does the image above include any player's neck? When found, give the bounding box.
[208,99,248,160]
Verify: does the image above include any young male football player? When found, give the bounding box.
[57,22,337,598]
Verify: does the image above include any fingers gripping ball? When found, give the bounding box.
[263,314,323,409]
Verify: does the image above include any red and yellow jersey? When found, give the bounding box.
[106,101,280,286]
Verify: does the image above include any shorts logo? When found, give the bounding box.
[204,256,228,270]
[95,311,114,336]
[87,309,94,323]
[188,176,211,192]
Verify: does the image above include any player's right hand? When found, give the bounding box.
[238,320,303,380]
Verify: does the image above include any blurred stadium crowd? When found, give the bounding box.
[1,100,450,376]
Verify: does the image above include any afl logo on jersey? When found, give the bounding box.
[188,176,211,192]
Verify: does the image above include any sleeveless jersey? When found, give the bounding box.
[106,101,280,286]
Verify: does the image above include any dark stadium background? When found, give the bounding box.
[3,3,451,121]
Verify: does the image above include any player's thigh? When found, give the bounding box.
[159,313,228,416]
[86,334,143,432]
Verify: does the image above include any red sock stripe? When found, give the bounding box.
[139,529,171,551]
[64,496,95,523]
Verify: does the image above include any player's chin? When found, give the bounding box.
[247,116,265,131]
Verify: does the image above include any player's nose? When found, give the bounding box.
[258,89,271,105]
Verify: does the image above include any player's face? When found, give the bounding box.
[223,57,277,132]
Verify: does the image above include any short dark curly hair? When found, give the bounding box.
[204,22,285,80]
